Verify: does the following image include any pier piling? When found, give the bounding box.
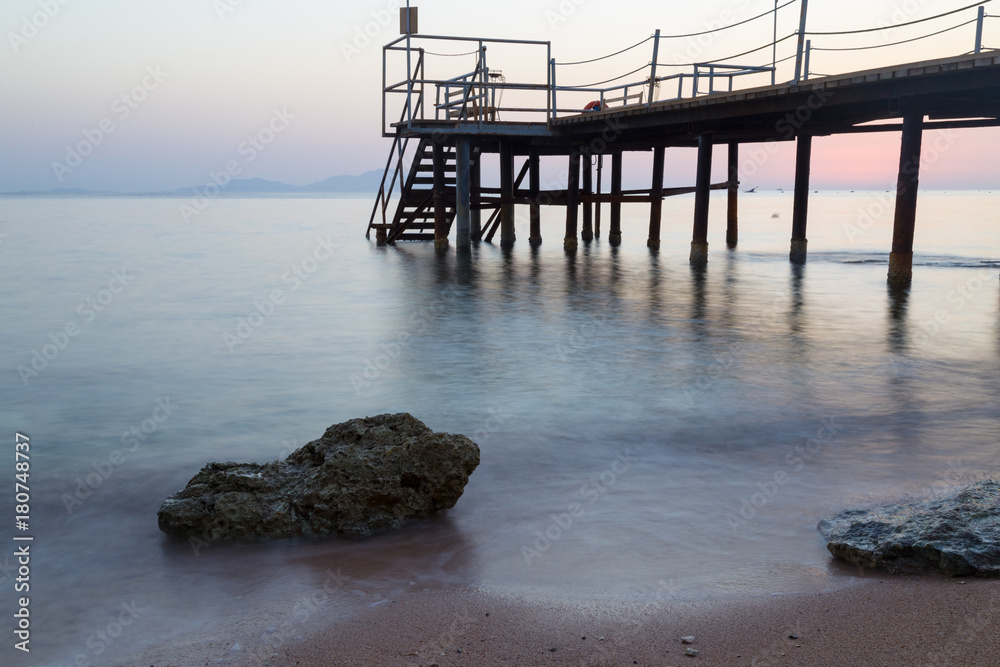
[595,155,603,239]
[648,146,665,250]
[432,143,449,249]
[582,157,594,242]
[500,142,515,248]
[790,135,812,264]
[610,151,623,246]
[690,136,713,265]
[727,142,739,248]
[565,151,581,251]
[455,138,471,251]
[888,114,924,286]
[529,149,542,247]
[471,151,482,241]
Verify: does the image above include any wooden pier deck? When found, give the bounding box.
[368,4,1000,286]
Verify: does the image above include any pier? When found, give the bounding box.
[367,1,1000,286]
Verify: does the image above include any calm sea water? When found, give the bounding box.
[1,191,998,665]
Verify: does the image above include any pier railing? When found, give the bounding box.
[381,0,997,133]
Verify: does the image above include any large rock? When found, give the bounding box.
[818,480,1000,577]
[158,413,479,542]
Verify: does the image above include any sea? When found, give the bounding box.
[1,190,998,665]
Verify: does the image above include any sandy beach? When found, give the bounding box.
[125,572,1000,666]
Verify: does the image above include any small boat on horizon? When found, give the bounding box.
[744,186,758,193]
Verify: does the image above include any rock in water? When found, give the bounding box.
[819,480,1000,577]
[157,413,480,542]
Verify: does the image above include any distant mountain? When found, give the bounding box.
[2,170,384,196]
[303,171,383,192]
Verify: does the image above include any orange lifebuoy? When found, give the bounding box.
[583,100,606,112]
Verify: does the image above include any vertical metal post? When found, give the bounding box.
[647,29,660,107]
[888,114,924,286]
[772,0,778,85]
[546,43,552,126]
[648,146,665,250]
[405,0,413,130]
[790,135,812,264]
[690,135,713,265]
[610,150,623,246]
[529,149,541,247]
[479,42,487,131]
[456,138,471,252]
[803,40,812,81]
[500,142,516,248]
[432,142,448,249]
[727,142,739,248]
[976,6,985,53]
[550,58,558,121]
[565,151,580,251]
[382,45,388,135]
[793,0,810,84]
[582,156,594,242]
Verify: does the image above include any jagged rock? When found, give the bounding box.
[818,480,1000,577]
[157,413,480,542]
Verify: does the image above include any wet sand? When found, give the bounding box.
[127,574,1000,666]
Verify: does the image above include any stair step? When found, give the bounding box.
[397,233,437,241]
[413,177,457,186]
[416,165,458,172]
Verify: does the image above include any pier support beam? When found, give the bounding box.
[595,155,603,239]
[648,146,665,250]
[432,143,449,250]
[727,142,739,248]
[455,138,471,252]
[500,141,516,249]
[565,151,580,251]
[582,156,594,242]
[888,114,924,287]
[610,150,623,246]
[790,135,812,264]
[471,150,482,241]
[529,149,541,247]
[690,135,713,265]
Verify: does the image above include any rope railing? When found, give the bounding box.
[656,32,799,68]
[651,0,796,40]
[811,18,980,52]
[382,0,998,130]
[558,36,654,67]
[805,0,990,36]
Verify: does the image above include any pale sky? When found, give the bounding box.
[2,0,997,192]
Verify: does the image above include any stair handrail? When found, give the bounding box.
[368,52,425,237]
